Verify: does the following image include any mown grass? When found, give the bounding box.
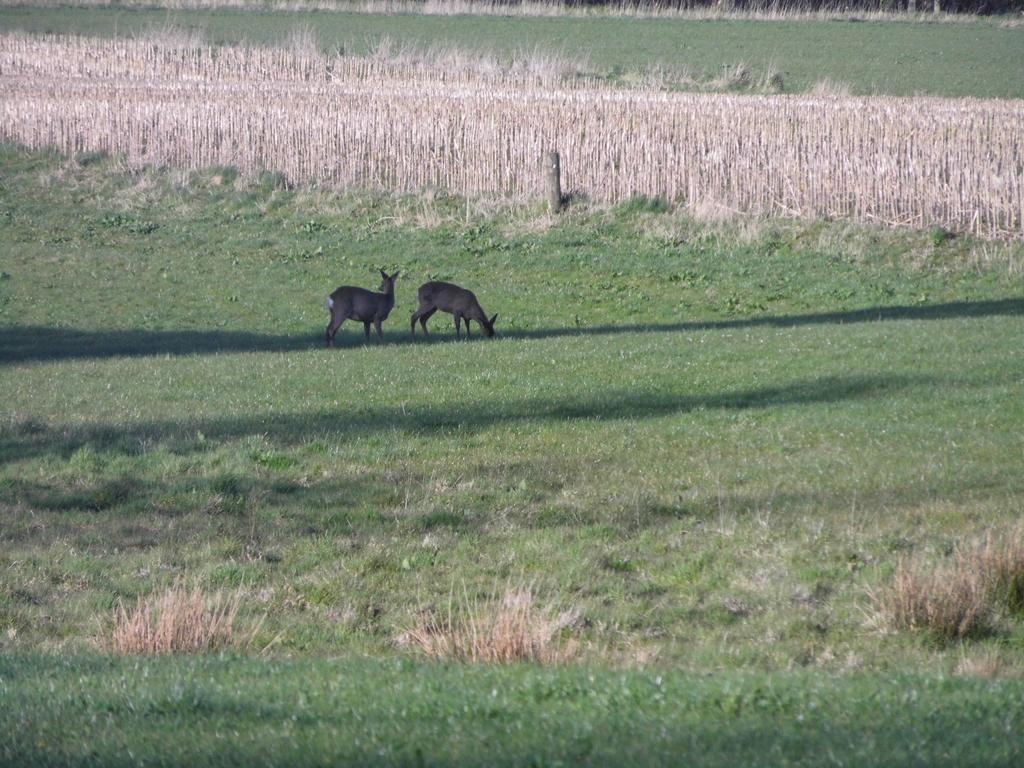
[2,654,1023,767]
[2,145,1023,677]
[1,6,1023,97]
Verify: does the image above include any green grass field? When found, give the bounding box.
[2,139,1024,761]
[2,144,1023,660]
[3,655,1024,767]
[1,6,1023,97]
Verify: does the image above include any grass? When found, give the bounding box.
[396,584,579,663]
[2,654,1023,767]
[870,527,1024,639]
[1,6,1023,97]
[111,582,257,654]
[2,144,1023,677]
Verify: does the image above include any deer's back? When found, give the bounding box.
[330,285,392,320]
[418,281,477,312]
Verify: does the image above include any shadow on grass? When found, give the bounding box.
[0,327,317,364]
[2,373,978,551]
[513,297,1024,342]
[1,298,1020,364]
[2,373,923,465]
[1,471,390,549]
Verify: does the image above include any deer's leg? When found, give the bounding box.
[465,319,472,339]
[363,321,372,340]
[374,318,383,339]
[419,308,436,335]
[410,310,420,336]
[454,314,462,338]
[326,312,345,348]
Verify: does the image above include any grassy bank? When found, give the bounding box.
[1,6,1023,97]
[2,146,1023,672]
[2,654,1023,767]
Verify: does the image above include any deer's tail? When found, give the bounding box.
[325,296,334,312]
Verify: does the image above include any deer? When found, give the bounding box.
[325,269,400,347]
[410,281,498,339]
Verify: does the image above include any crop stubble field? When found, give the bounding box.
[1,6,1024,766]
[2,4,1024,98]
[2,33,1022,237]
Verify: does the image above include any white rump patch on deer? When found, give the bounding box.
[325,296,334,311]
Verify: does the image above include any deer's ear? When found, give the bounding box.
[489,313,498,326]
[391,270,401,280]
[379,268,388,279]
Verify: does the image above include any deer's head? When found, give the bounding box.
[378,269,400,293]
[481,313,498,338]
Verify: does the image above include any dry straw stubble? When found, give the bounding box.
[870,525,1024,640]
[398,585,580,664]
[1,32,1022,237]
[111,582,261,654]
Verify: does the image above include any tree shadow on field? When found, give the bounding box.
[0,327,316,364]
[1,298,1020,365]
[2,373,924,465]
[507,297,1024,343]
[1,471,387,551]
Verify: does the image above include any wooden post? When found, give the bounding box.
[933,0,940,12]
[546,150,562,213]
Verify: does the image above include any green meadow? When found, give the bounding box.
[3,655,1024,767]
[1,5,1023,97]
[1,139,1023,761]
[3,144,1023,656]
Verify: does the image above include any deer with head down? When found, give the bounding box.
[325,269,399,347]
[410,281,497,339]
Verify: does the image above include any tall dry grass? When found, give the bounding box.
[1,33,1021,237]
[111,582,260,654]
[870,526,1024,639]
[0,0,1002,23]
[398,585,579,663]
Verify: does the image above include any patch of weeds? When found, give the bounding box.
[254,170,291,193]
[274,245,326,264]
[75,150,110,167]
[99,213,159,235]
[89,478,140,511]
[270,479,302,495]
[297,219,328,235]
[602,555,638,574]
[207,166,239,186]
[209,473,246,498]
[208,562,265,588]
[418,510,466,531]
[301,583,344,608]
[67,444,100,470]
[250,449,297,470]
[615,195,671,215]
[930,226,955,247]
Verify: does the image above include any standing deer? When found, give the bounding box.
[410,281,498,338]
[325,269,399,347]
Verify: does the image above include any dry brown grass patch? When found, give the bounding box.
[969,527,1024,614]
[111,582,261,654]
[954,647,1005,678]
[398,585,579,664]
[870,525,1024,640]
[871,555,990,639]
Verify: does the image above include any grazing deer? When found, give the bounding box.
[410,281,498,338]
[325,269,399,347]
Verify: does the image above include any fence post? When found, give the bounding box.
[546,150,563,213]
